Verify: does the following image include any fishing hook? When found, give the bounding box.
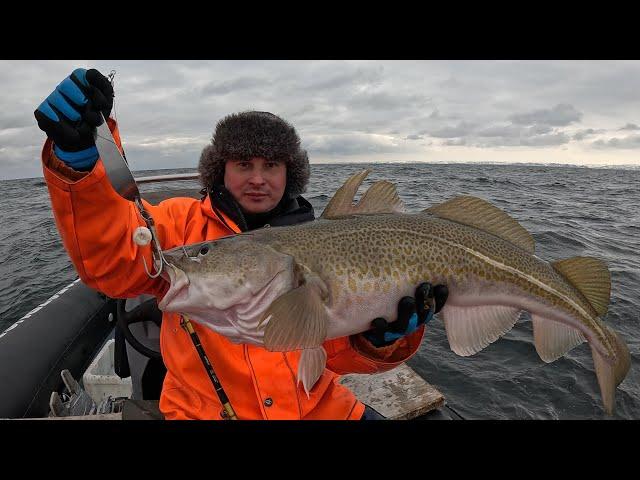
[181,245,202,263]
[134,197,167,279]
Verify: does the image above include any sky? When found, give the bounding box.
[1,60,640,180]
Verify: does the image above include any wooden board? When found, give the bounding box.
[339,363,445,420]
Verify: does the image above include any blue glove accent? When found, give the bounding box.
[54,145,98,170]
[47,89,82,122]
[381,310,432,343]
[70,68,89,87]
[36,99,59,122]
[58,75,88,106]
[37,68,89,123]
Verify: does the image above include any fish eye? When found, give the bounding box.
[199,246,210,256]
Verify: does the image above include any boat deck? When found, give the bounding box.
[24,363,446,420]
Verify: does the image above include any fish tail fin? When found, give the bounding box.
[591,325,631,415]
[552,256,630,414]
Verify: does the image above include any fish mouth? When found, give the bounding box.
[158,264,190,311]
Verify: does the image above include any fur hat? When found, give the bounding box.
[198,111,310,196]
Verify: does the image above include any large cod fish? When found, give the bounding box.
[158,170,630,414]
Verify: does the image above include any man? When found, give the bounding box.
[35,68,448,420]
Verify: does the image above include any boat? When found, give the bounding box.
[0,174,460,420]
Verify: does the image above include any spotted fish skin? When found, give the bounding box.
[249,213,609,348]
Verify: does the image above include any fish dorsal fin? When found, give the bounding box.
[552,257,611,317]
[321,170,370,219]
[353,180,405,215]
[424,196,535,254]
[321,170,405,219]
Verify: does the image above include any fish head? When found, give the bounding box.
[158,234,296,341]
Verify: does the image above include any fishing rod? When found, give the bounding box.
[180,315,238,420]
[95,71,238,420]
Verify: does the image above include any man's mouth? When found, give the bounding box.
[245,192,268,199]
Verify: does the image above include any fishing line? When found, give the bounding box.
[106,69,127,161]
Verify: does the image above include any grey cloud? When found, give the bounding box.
[121,143,205,172]
[0,126,41,149]
[306,134,400,156]
[0,144,42,178]
[474,132,570,148]
[438,76,461,88]
[572,128,603,140]
[592,135,640,149]
[301,66,384,92]
[405,134,423,140]
[476,124,552,138]
[477,124,521,138]
[509,104,582,126]
[524,124,554,136]
[427,121,476,138]
[5,60,640,179]
[444,138,466,146]
[520,132,571,146]
[0,115,32,130]
[348,91,432,111]
[200,77,264,96]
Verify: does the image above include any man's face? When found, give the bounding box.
[224,157,287,214]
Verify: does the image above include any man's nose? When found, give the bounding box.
[248,171,266,184]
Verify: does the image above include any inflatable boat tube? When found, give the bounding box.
[0,279,117,418]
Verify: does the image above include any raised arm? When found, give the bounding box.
[35,68,206,299]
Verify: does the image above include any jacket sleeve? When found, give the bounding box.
[41,118,200,299]
[323,326,425,375]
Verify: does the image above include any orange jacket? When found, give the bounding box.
[41,118,426,420]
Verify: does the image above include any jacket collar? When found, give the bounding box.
[205,184,315,232]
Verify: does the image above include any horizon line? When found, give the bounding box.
[3,160,640,181]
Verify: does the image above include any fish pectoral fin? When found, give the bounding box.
[298,347,328,398]
[261,282,329,351]
[591,325,631,415]
[423,196,535,254]
[552,257,611,317]
[531,315,586,362]
[442,305,522,356]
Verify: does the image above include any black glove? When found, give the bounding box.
[34,68,114,170]
[363,282,448,348]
